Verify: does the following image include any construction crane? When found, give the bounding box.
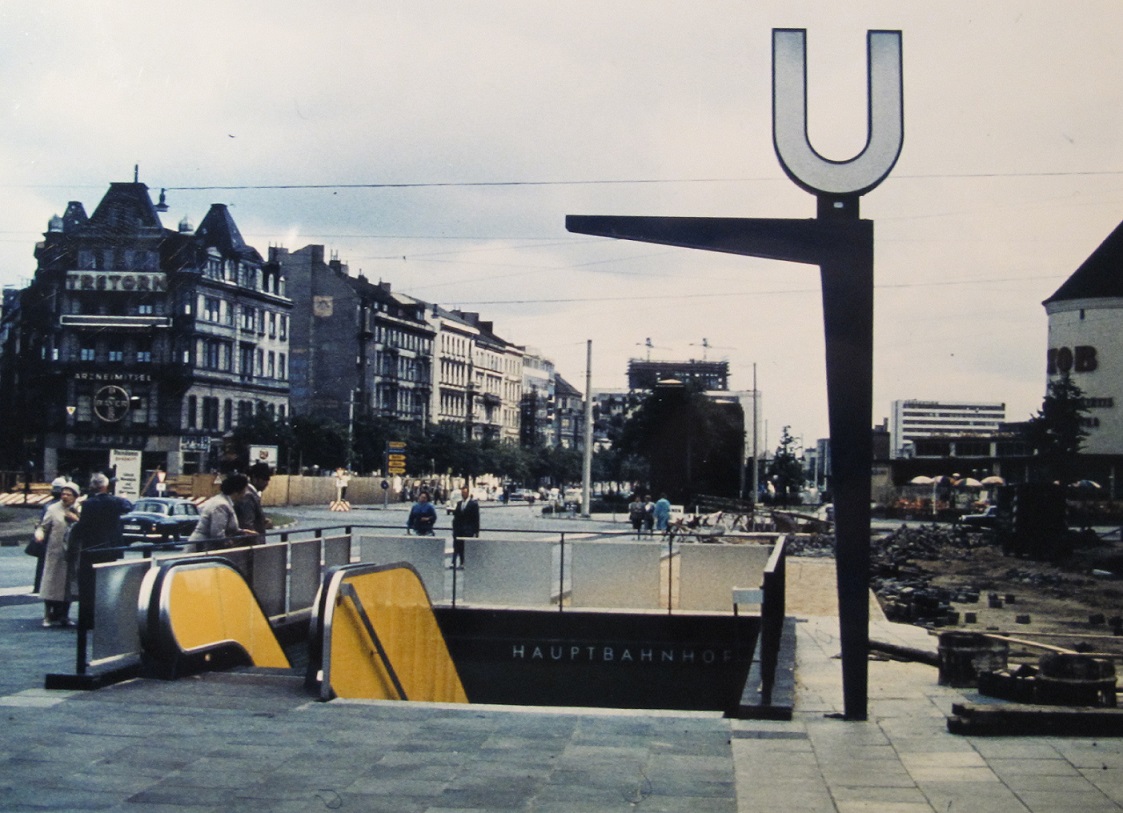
[688,338,734,360]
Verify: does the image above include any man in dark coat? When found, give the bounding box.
[235,462,272,544]
[451,485,480,567]
[69,472,132,628]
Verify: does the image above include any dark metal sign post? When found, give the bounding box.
[567,29,902,720]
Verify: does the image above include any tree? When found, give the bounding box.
[766,426,805,506]
[1024,373,1090,485]
[616,382,744,504]
[290,414,348,472]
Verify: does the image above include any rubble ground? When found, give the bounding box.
[864,523,1123,663]
[781,524,1123,662]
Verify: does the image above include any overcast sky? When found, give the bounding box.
[1,2,1120,448]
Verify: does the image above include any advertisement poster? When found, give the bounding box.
[109,449,142,501]
[248,445,279,471]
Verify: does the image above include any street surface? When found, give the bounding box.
[0,499,633,593]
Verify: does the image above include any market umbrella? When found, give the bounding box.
[1070,479,1102,490]
[980,475,1005,486]
[956,477,983,488]
[909,475,934,485]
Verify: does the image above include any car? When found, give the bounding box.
[120,497,201,545]
[958,505,998,531]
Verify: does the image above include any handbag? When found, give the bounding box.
[24,527,45,557]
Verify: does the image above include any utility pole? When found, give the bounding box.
[752,363,759,507]
[581,339,593,517]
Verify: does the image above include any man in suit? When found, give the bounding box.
[451,484,480,567]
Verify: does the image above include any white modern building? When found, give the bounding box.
[1043,218,1123,458]
[889,400,1006,459]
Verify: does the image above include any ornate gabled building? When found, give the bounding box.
[0,181,291,479]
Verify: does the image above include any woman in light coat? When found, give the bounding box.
[37,480,81,627]
[188,473,250,551]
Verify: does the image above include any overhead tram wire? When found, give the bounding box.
[159,168,1123,192]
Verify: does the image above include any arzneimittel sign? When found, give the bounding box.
[66,272,167,292]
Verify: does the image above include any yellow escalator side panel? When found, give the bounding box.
[329,567,467,703]
[166,564,290,668]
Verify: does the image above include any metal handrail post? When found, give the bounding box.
[558,533,565,612]
[667,535,674,615]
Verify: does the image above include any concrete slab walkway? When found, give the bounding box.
[3,556,1123,811]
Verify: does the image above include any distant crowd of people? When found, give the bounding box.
[627,493,672,539]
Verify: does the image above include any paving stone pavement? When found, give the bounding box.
[5,563,1123,811]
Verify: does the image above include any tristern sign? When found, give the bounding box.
[66,271,167,292]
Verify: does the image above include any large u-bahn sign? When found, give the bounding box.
[567,29,904,720]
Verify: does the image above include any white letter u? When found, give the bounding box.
[773,29,903,197]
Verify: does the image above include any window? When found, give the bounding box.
[79,341,96,362]
[279,353,287,380]
[267,351,275,379]
[242,306,255,331]
[279,315,288,340]
[202,397,219,431]
[240,345,255,379]
[268,312,276,337]
[131,393,148,425]
[108,342,124,363]
[187,396,197,429]
[204,297,221,322]
[255,348,264,376]
[224,399,233,430]
[136,340,152,364]
[137,303,154,316]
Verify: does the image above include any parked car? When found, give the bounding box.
[120,497,201,545]
[958,505,998,531]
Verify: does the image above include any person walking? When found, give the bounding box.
[235,463,272,545]
[653,493,672,533]
[407,491,438,536]
[642,494,656,537]
[189,473,252,551]
[30,477,67,593]
[451,484,480,567]
[628,494,646,540]
[36,480,81,627]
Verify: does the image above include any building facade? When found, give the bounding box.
[520,348,556,447]
[1044,217,1123,456]
[277,245,434,430]
[889,400,1007,459]
[553,374,585,450]
[0,181,290,478]
[451,312,522,443]
[428,306,480,437]
[627,358,729,391]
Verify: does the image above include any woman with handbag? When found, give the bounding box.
[37,481,81,627]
